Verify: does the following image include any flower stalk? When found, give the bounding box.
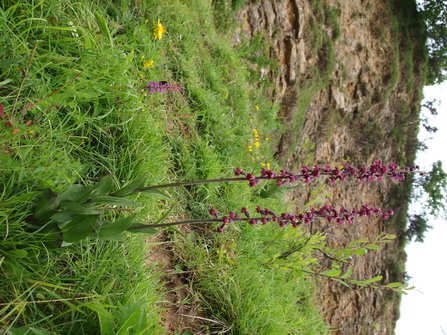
[128,204,394,233]
[130,161,423,194]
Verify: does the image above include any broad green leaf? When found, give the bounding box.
[126,226,159,235]
[320,269,342,277]
[383,234,396,240]
[117,301,145,335]
[113,177,147,197]
[364,276,383,283]
[95,215,137,238]
[341,268,353,279]
[51,212,76,223]
[58,184,92,203]
[349,280,368,287]
[333,278,352,289]
[139,189,172,201]
[385,282,405,288]
[365,244,382,250]
[97,309,115,335]
[90,195,135,207]
[353,248,368,255]
[60,201,102,215]
[34,189,60,223]
[61,215,99,243]
[91,175,113,195]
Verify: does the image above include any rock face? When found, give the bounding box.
[233,0,424,334]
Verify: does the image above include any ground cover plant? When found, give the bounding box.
[0,0,424,334]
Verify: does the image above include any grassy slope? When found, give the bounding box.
[1,0,326,333]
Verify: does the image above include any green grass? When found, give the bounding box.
[0,0,327,333]
[173,221,327,334]
[1,0,427,332]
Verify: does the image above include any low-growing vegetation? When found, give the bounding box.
[1,0,441,334]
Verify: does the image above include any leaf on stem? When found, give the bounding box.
[92,215,137,239]
[349,280,368,287]
[113,177,147,197]
[365,244,382,250]
[58,184,92,203]
[385,282,405,288]
[320,269,342,277]
[60,201,102,215]
[364,276,383,283]
[60,214,99,243]
[333,278,352,289]
[91,175,114,195]
[353,248,368,255]
[90,195,135,207]
[341,268,353,279]
[34,189,60,223]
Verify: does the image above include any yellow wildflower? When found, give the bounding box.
[265,137,270,140]
[153,19,166,40]
[255,105,259,110]
[143,60,154,67]
[254,142,260,147]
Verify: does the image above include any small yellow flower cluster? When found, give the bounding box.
[139,19,165,68]
[143,60,154,67]
[140,55,154,68]
[253,128,260,148]
[246,118,271,168]
[153,18,166,40]
[261,162,271,170]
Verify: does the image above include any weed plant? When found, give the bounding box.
[0,0,289,332]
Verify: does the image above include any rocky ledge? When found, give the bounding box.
[233,0,425,333]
